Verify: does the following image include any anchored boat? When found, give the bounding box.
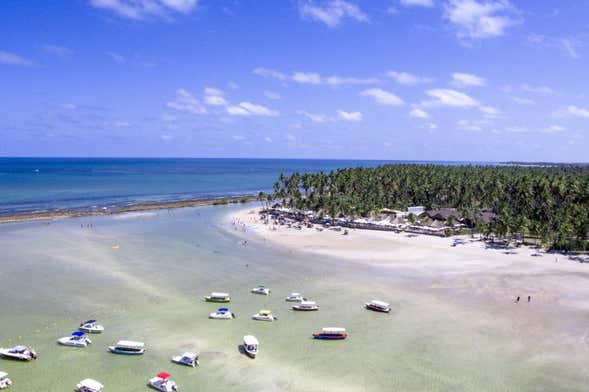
[209,307,236,319]
[243,335,259,358]
[58,331,92,347]
[79,320,104,334]
[0,346,37,361]
[172,352,199,367]
[76,378,103,392]
[252,310,277,321]
[0,372,12,390]
[313,327,348,340]
[250,284,270,295]
[148,372,178,392]
[108,340,145,355]
[285,292,305,302]
[204,292,231,303]
[365,300,391,313]
[292,300,319,311]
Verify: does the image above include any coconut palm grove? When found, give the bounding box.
[268,164,589,251]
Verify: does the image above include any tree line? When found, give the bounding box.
[261,164,589,251]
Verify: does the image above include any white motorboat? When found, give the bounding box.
[204,292,230,303]
[58,331,92,347]
[108,340,145,355]
[252,310,277,322]
[76,378,103,392]
[0,346,37,361]
[0,372,12,390]
[365,300,391,313]
[79,320,104,334]
[250,284,270,295]
[292,300,319,311]
[209,307,236,319]
[171,352,199,367]
[242,335,258,359]
[148,372,178,392]
[285,292,305,302]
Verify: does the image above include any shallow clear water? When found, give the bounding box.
[0,205,585,391]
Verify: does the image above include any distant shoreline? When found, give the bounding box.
[0,195,258,225]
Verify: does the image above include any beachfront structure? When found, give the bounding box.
[407,206,425,215]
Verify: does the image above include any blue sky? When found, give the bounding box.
[0,0,588,161]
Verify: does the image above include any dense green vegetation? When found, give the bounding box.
[264,165,589,251]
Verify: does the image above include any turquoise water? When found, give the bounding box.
[0,158,489,215]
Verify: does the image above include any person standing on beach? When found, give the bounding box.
[515,296,520,303]
[527,296,531,302]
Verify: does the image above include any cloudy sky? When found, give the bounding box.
[1,0,588,161]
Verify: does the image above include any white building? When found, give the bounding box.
[407,206,425,215]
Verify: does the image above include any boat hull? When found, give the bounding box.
[108,347,145,355]
[292,307,318,311]
[244,350,257,359]
[365,305,390,313]
[205,298,230,303]
[312,334,348,340]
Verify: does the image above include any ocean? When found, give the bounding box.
[0,158,483,215]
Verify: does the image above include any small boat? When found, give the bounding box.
[313,327,348,340]
[285,292,306,302]
[204,292,231,303]
[148,372,178,392]
[292,301,319,311]
[250,284,270,295]
[252,310,277,322]
[76,378,103,392]
[79,320,104,334]
[365,300,391,313]
[108,340,145,355]
[171,352,199,367]
[209,307,236,319]
[242,335,259,359]
[58,331,92,347]
[0,346,37,361]
[0,372,12,390]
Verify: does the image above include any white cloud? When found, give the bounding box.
[409,108,429,118]
[544,125,565,134]
[285,133,296,141]
[264,90,281,100]
[203,87,228,106]
[107,52,126,64]
[298,0,368,27]
[387,70,433,85]
[451,72,486,87]
[424,89,478,107]
[457,119,483,131]
[113,121,131,127]
[528,34,580,60]
[227,102,278,117]
[61,103,77,110]
[160,134,174,141]
[264,136,273,143]
[553,105,589,119]
[512,96,534,105]
[253,67,286,80]
[324,75,379,86]
[43,45,73,57]
[504,126,528,133]
[444,0,518,39]
[166,89,206,115]
[292,72,322,84]
[337,110,363,121]
[360,88,405,106]
[0,50,33,66]
[297,110,328,123]
[89,0,198,20]
[522,84,555,95]
[400,0,434,7]
[232,135,247,141]
[478,105,499,118]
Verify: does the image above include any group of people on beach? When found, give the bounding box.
[515,296,532,303]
